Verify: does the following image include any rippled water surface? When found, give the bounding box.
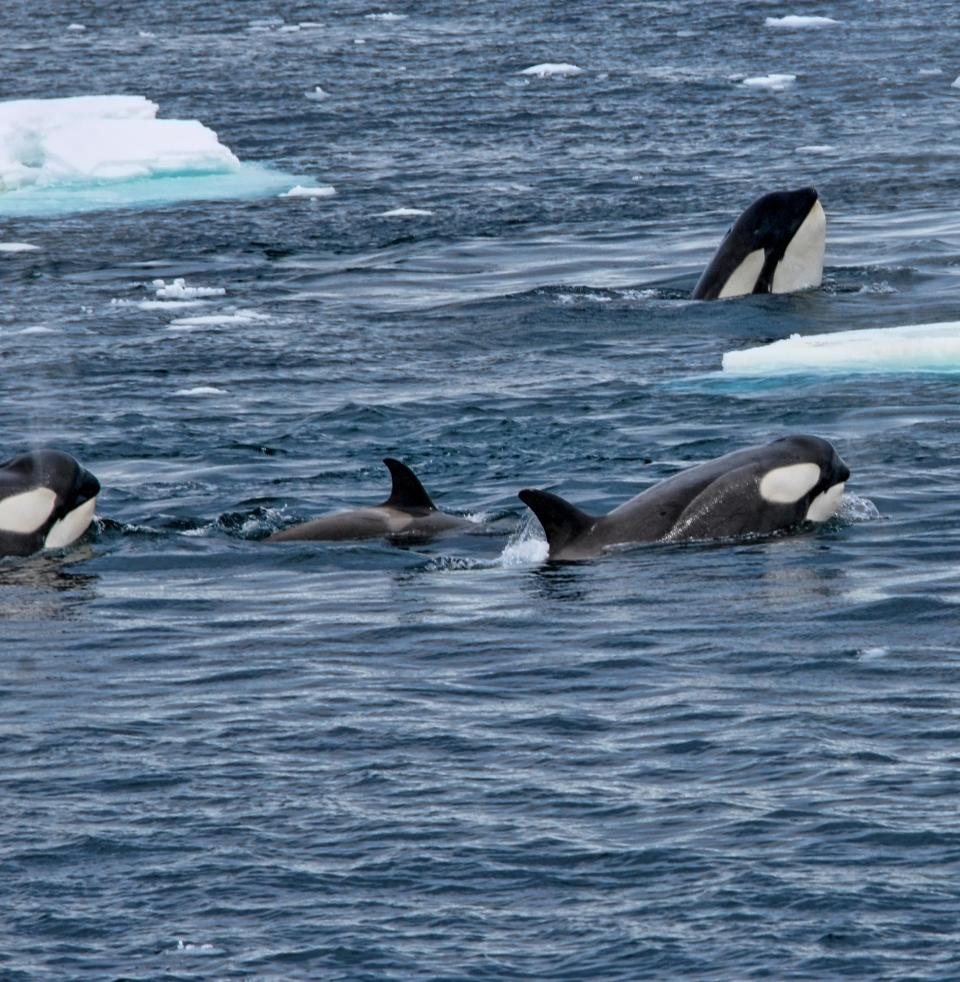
[3,2,960,979]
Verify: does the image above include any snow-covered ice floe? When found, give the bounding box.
[765,15,839,28]
[741,73,796,90]
[0,95,300,217]
[723,321,960,375]
[520,63,583,78]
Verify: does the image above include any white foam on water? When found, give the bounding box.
[857,646,889,661]
[765,15,839,28]
[723,321,960,375]
[168,309,271,330]
[0,242,40,252]
[918,68,943,76]
[67,23,86,31]
[379,207,433,217]
[15,325,56,335]
[304,86,329,100]
[795,144,836,154]
[174,386,228,396]
[499,517,549,566]
[152,277,226,299]
[279,184,337,198]
[839,493,881,523]
[520,63,583,78]
[366,12,408,20]
[0,95,300,216]
[742,73,796,90]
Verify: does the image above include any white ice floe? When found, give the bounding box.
[742,73,796,90]
[365,12,408,20]
[304,86,329,101]
[722,321,960,375]
[0,242,40,252]
[0,95,299,216]
[952,76,960,89]
[765,15,839,28]
[169,309,271,330]
[520,63,583,79]
[174,386,228,396]
[379,207,433,217]
[113,298,212,311]
[279,184,336,198]
[0,96,240,193]
[152,277,226,299]
[67,23,86,31]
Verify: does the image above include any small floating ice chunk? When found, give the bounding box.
[918,68,943,76]
[279,184,336,198]
[742,73,796,90]
[520,62,583,78]
[169,309,271,329]
[174,939,221,956]
[16,325,55,335]
[304,86,329,101]
[152,277,226,299]
[379,207,433,217]
[0,242,40,252]
[722,321,960,375]
[67,23,86,31]
[765,15,839,28]
[365,12,408,20]
[952,76,960,89]
[174,386,228,396]
[795,144,836,154]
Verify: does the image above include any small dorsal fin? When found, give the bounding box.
[518,488,595,556]
[381,458,437,511]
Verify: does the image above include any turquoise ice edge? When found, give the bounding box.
[0,163,305,217]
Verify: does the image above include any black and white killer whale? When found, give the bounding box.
[0,450,100,557]
[519,435,849,561]
[693,187,825,300]
[266,457,472,542]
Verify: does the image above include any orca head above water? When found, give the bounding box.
[0,449,100,557]
[693,186,825,300]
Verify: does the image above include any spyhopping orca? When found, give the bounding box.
[266,457,472,542]
[519,435,849,560]
[0,450,100,557]
[693,187,826,299]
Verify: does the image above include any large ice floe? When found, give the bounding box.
[0,95,298,216]
[723,321,960,375]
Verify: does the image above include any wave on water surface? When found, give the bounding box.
[0,95,300,216]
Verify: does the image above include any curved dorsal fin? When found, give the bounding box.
[381,458,437,511]
[518,488,595,556]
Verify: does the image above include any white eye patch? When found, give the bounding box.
[0,487,57,534]
[759,462,820,504]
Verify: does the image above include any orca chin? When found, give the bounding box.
[519,435,850,561]
[693,186,826,300]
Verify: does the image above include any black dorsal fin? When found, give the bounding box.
[381,458,437,511]
[518,488,595,556]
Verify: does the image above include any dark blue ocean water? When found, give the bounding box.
[3,2,960,978]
